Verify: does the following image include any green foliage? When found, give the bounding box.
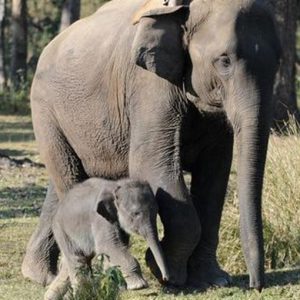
[67,255,126,300]
[0,82,31,115]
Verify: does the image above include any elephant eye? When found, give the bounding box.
[133,211,141,217]
[214,54,233,78]
[220,56,231,67]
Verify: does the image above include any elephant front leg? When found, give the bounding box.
[187,130,233,288]
[44,257,70,300]
[97,243,148,290]
[129,121,200,286]
[129,79,201,286]
[144,187,200,286]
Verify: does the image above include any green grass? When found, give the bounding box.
[0,115,300,299]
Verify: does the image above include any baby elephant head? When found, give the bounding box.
[97,180,169,282]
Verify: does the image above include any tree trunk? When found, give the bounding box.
[0,0,6,91]
[268,0,300,128]
[60,0,81,33]
[10,0,27,90]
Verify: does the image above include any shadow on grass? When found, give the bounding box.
[0,148,35,157]
[0,207,41,219]
[152,268,300,297]
[0,132,35,143]
[0,118,35,143]
[232,268,300,289]
[0,184,46,219]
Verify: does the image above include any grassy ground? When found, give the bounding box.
[0,115,299,300]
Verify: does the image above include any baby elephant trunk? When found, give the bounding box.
[144,231,170,282]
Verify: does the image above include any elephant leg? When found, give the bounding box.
[22,111,88,285]
[62,256,91,296]
[22,182,60,286]
[187,128,233,288]
[144,185,200,286]
[96,242,147,290]
[129,97,201,285]
[44,257,70,300]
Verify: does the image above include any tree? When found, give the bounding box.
[10,0,27,90]
[268,0,300,128]
[0,0,6,91]
[60,0,81,33]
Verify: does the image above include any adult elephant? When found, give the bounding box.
[22,0,280,291]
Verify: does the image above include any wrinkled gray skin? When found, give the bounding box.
[22,0,280,291]
[44,179,168,300]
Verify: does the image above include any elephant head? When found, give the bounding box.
[97,180,170,282]
[132,0,281,290]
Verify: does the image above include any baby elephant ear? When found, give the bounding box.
[96,192,118,224]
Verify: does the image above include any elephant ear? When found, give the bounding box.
[132,1,188,83]
[96,192,118,224]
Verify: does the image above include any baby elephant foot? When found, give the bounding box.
[126,275,148,290]
[187,259,232,288]
[44,288,65,300]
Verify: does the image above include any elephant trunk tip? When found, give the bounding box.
[161,270,170,282]
[252,285,264,293]
[250,274,264,293]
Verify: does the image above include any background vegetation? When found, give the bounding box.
[0,0,300,299]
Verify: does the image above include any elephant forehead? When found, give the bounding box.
[192,0,255,9]
[189,0,257,28]
[188,0,263,56]
[188,11,237,57]
[121,202,141,215]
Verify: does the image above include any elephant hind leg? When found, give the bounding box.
[22,182,60,286]
[32,109,88,198]
[22,110,88,285]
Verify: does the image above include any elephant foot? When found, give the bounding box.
[22,231,59,286]
[187,259,232,288]
[22,255,56,286]
[44,289,71,300]
[145,248,187,287]
[22,240,59,286]
[126,275,148,290]
[44,289,62,300]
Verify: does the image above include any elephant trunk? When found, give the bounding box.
[236,97,272,291]
[143,228,170,282]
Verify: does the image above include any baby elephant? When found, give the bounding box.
[44,178,169,300]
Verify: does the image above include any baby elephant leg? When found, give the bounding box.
[64,255,92,296]
[124,260,148,290]
[44,258,70,300]
[102,245,148,290]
